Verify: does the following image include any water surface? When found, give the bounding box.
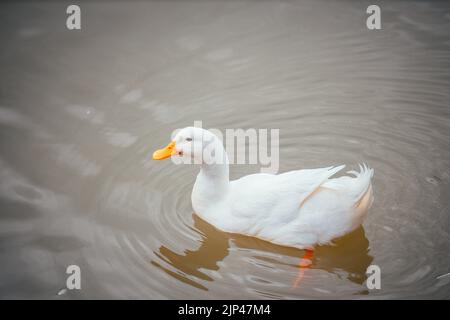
[0,0,449,299]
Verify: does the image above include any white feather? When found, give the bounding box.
[169,127,374,249]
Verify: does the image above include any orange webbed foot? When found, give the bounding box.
[293,249,314,288]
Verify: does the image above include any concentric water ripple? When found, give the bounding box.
[0,0,449,299]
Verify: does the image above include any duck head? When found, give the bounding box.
[152,127,228,165]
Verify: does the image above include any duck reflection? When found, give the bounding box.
[151,215,229,290]
[152,214,373,290]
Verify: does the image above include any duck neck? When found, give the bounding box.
[199,161,229,189]
[198,142,230,191]
[192,153,230,214]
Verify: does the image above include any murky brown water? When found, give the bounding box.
[1,0,450,299]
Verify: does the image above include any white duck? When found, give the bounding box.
[153,127,374,250]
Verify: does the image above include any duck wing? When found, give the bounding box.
[229,165,345,222]
[276,165,346,206]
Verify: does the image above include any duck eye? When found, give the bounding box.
[186,137,192,142]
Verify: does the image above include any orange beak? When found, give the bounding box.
[152,141,176,160]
